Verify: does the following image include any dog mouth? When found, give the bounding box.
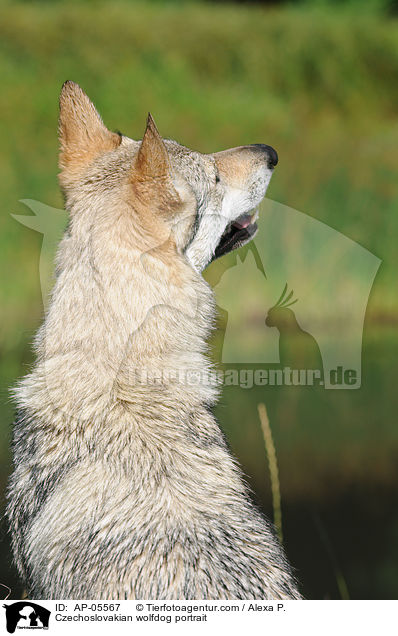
[213,211,258,260]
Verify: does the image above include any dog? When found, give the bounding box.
[7,81,300,599]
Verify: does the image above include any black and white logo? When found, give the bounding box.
[3,602,50,633]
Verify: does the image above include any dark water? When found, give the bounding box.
[211,325,398,599]
[0,326,397,599]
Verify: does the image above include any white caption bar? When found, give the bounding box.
[2,600,396,635]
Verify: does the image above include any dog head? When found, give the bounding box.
[59,81,277,271]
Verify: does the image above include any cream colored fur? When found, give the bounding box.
[7,82,300,600]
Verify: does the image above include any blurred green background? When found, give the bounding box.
[0,0,397,599]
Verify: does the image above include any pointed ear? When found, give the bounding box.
[58,81,121,174]
[135,113,171,179]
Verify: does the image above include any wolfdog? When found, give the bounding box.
[7,81,300,599]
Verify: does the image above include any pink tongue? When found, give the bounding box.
[232,214,252,230]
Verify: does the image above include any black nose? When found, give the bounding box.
[251,143,278,169]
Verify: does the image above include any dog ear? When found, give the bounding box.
[135,113,171,179]
[58,81,121,175]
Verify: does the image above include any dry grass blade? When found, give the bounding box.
[257,402,283,544]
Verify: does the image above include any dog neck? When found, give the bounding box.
[15,203,218,433]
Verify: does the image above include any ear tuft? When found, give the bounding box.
[58,81,121,175]
[135,113,171,179]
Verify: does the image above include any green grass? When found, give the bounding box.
[0,0,397,457]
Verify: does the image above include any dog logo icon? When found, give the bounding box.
[3,602,50,633]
